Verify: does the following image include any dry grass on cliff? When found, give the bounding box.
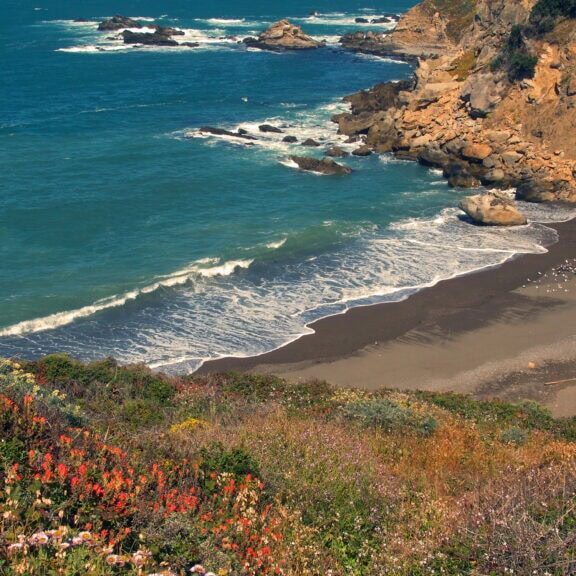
[423,0,478,42]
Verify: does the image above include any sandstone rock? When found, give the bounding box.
[459,192,527,226]
[461,143,493,162]
[484,130,511,145]
[410,134,433,148]
[501,151,523,166]
[481,168,507,185]
[243,20,321,51]
[461,72,505,118]
[289,156,352,175]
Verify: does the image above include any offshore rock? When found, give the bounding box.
[243,20,321,51]
[289,156,353,175]
[98,16,142,31]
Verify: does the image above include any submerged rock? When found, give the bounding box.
[289,156,352,175]
[282,135,298,143]
[301,138,321,147]
[97,15,142,31]
[243,20,322,51]
[459,192,527,226]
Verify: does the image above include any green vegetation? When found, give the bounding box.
[527,0,576,36]
[0,356,575,575]
[492,25,538,82]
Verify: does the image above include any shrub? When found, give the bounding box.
[492,25,538,82]
[199,442,260,479]
[342,399,438,436]
[500,426,528,446]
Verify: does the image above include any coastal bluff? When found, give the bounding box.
[336,0,576,215]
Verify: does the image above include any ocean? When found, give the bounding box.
[2,0,575,372]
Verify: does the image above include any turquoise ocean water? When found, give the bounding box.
[1,0,573,371]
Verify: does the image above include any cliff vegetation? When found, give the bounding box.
[0,356,574,575]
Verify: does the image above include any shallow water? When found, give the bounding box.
[2,0,575,371]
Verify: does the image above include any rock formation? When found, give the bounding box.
[289,156,353,175]
[336,0,576,205]
[98,16,142,31]
[243,20,322,51]
[459,192,527,226]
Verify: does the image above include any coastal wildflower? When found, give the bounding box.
[28,532,49,546]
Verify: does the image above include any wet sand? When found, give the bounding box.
[200,220,576,417]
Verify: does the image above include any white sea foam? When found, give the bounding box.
[0,258,254,337]
[292,12,398,28]
[3,200,567,374]
[183,99,354,158]
[266,238,288,249]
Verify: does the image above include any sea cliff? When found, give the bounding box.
[337,0,576,213]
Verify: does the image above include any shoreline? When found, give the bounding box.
[199,218,576,415]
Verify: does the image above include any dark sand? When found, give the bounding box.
[200,220,576,416]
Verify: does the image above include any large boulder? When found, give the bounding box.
[98,16,142,31]
[460,143,493,163]
[459,192,527,226]
[243,20,321,51]
[289,156,352,175]
[460,72,506,119]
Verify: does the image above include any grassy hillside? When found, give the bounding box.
[0,355,575,575]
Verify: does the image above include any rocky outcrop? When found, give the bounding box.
[325,146,349,157]
[198,127,257,140]
[516,178,576,203]
[459,192,528,226]
[335,0,576,204]
[243,20,322,51]
[259,124,283,134]
[289,156,352,175]
[301,139,321,147]
[122,29,180,46]
[97,16,142,31]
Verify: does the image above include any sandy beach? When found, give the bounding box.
[201,219,576,416]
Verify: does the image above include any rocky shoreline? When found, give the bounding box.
[334,0,576,225]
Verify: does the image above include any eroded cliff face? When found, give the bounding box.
[338,0,576,203]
